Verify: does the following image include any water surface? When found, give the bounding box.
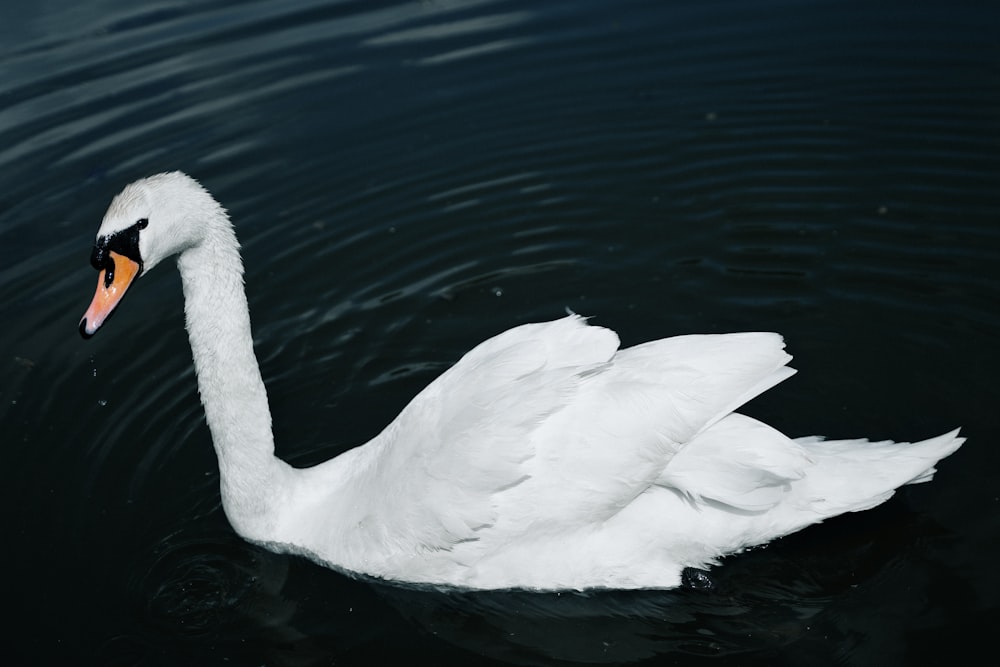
[2,0,998,664]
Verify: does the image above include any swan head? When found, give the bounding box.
[79,172,224,338]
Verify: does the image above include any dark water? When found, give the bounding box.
[2,0,999,664]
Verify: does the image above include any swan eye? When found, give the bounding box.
[91,218,147,280]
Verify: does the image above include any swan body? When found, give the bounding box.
[80,172,964,590]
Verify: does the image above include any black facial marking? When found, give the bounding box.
[90,219,146,283]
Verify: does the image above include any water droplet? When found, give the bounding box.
[491,287,503,297]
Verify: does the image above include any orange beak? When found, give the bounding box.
[79,251,141,338]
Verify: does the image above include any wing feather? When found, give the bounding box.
[359,316,618,551]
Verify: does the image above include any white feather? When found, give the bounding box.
[82,172,966,590]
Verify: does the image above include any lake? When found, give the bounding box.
[2,0,998,664]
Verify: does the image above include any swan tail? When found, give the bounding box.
[659,417,964,520]
[792,427,965,515]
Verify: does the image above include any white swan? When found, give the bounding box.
[79,172,964,590]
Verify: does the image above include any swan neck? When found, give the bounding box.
[177,218,286,536]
